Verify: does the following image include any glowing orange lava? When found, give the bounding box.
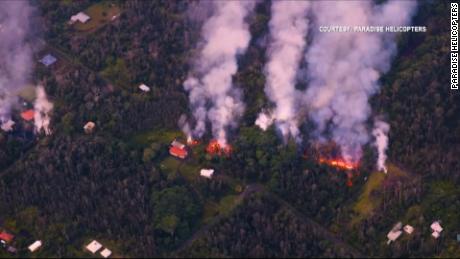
[318,157,358,170]
[187,138,200,146]
[206,140,232,156]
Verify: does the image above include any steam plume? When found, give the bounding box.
[0,1,34,129]
[372,120,389,173]
[256,1,309,141]
[183,1,256,146]
[34,86,53,135]
[303,0,416,163]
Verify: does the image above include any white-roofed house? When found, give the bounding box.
[86,240,102,254]
[139,84,151,92]
[28,240,42,253]
[403,225,414,234]
[432,231,441,239]
[84,121,96,134]
[200,169,214,179]
[387,230,402,245]
[100,248,112,258]
[430,221,443,233]
[70,12,91,24]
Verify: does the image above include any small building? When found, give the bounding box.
[21,109,35,121]
[100,248,112,258]
[1,119,15,132]
[70,12,91,24]
[430,221,443,233]
[86,240,102,254]
[171,139,186,149]
[169,146,188,159]
[432,231,440,239]
[139,84,150,92]
[28,240,42,253]
[200,169,214,179]
[403,225,414,234]
[39,54,57,67]
[84,121,96,134]
[387,230,402,245]
[0,231,14,244]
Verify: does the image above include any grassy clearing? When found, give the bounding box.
[17,84,36,102]
[179,162,201,183]
[350,163,409,225]
[130,129,184,148]
[202,195,240,224]
[160,157,181,175]
[74,2,120,32]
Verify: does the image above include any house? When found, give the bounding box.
[28,240,42,252]
[39,54,57,67]
[86,240,102,254]
[169,146,188,159]
[84,121,96,134]
[171,139,186,149]
[70,12,90,24]
[21,109,35,121]
[387,230,402,245]
[0,231,14,244]
[432,231,441,239]
[169,139,188,159]
[100,248,112,258]
[403,225,414,234]
[392,222,403,232]
[139,83,150,92]
[200,169,214,179]
[1,119,15,132]
[430,221,443,233]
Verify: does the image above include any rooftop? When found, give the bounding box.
[86,240,102,254]
[39,54,57,67]
[21,109,35,121]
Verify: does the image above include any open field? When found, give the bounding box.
[74,2,120,32]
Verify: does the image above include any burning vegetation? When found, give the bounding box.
[206,139,232,157]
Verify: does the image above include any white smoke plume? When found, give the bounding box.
[34,86,53,135]
[255,111,274,131]
[303,0,417,163]
[0,1,35,130]
[372,119,390,173]
[256,1,309,142]
[183,1,256,146]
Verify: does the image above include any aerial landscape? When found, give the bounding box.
[0,0,459,258]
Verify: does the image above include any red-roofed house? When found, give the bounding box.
[0,231,14,243]
[169,146,188,159]
[20,109,35,121]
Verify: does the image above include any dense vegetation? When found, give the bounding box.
[0,0,458,258]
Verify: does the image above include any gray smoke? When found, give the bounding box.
[303,0,417,163]
[256,1,310,142]
[183,1,256,146]
[0,1,35,129]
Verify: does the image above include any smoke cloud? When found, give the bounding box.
[372,119,390,173]
[34,86,53,135]
[256,1,310,142]
[0,1,35,129]
[303,0,417,163]
[183,1,256,146]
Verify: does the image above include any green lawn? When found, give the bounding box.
[351,163,409,225]
[130,129,184,148]
[74,2,120,32]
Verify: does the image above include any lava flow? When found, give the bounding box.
[187,137,200,147]
[206,139,232,156]
[318,157,359,171]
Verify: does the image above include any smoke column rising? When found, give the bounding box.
[256,1,309,141]
[183,1,255,146]
[0,1,34,129]
[34,86,53,135]
[372,119,389,173]
[303,0,417,163]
